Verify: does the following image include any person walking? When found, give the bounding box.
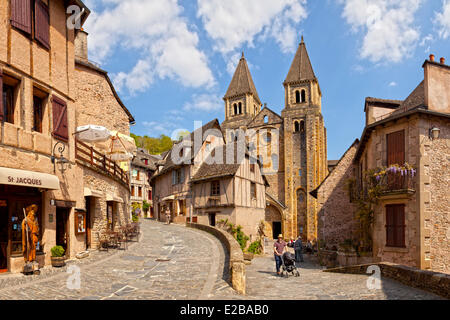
[294,235,304,263]
[273,234,287,275]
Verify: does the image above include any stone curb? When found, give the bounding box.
[186,223,246,295]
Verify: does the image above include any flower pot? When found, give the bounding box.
[51,256,66,268]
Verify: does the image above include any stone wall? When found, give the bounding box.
[316,141,358,249]
[186,222,246,295]
[324,262,450,299]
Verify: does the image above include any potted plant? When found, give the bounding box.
[51,245,66,267]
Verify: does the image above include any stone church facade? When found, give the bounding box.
[221,38,328,241]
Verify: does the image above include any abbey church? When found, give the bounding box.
[221,37,328,241]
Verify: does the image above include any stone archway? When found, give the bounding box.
[297,189,307,241]
[265,203,283,240]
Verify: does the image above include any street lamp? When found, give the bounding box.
[51,141,69,174]
[430,127,441,140]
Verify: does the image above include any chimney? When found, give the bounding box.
[429,54,435,62]
[75,29,89,61]
[440,57,446,65]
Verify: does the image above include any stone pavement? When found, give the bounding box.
[0,220,444,300]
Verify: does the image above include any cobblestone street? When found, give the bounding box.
[0,220,443,300]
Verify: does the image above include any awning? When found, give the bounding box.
[0,167,60,190]
[84,187,103,198]
[106,194,124,203]
[161,195,175,201]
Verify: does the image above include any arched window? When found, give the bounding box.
[300,120,305,133]
[238,102,242,114]
[295,90,300,104]
[264,115,268,123]
[294,121,300,133]
[233,103,238,115]
[301,89,306,103]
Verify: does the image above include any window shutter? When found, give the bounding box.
[386,205,395,247]
[34,0,50,49]
[387,130,405,166]
[0,69,3,122]
[395,205,405,247]
[52,96,69,141]
[11,0,32,35]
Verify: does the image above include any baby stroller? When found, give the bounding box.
[281,252,300,278]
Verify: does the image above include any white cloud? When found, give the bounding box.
[389,81,397,87]
[85,0,215,94]
[339,0,423,63]
[183,93,223,112]
[435,0,450,39]
[197,0,308,73]
[142,120,179,137]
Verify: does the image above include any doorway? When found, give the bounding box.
[85,197,92,250]
[0,202,8,273]
[208,213,216,227]
[272,222,282,240]
[56,208,70,257]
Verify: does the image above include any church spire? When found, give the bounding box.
[224,53,261,105]
[284,36,316,84]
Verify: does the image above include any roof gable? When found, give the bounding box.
[247,106,283,128]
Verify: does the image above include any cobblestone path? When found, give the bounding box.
[0,220,443,300]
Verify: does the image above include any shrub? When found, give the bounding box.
[247,240,263,254]
[51,245,65,258]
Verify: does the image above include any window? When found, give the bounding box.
[52,96,68,142]
[144,159,148,165]
[148,190,152,200]
[265,132,272,144]
[33,87,47,133]
[233,103,238,115]
[386,204,406,247]
[179,200,186,216]
[138,187,142,198]
[263,115,268,123]
[294,121,300,133]
[300,121,305,133]
[250,164,255,173]
[131,186,135,196]
[301,89,306,103]
[238,102,242,114]
[387,130,405,166]
[295,90,300,103]
[1,72,20,124]
[172,168,185,185]
[10,0,50,49]
[251,182,257,199]
[208,213,216,227]
[211,181,220,196]
[137,171,140,181]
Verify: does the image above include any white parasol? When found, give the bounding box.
[94,131,136,162]
[75,125,111,143]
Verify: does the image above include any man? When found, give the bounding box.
[273,234,287,275]
[294,235,304,263]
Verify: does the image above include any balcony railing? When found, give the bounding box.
[75,139,129,186]
[378,172,416,194]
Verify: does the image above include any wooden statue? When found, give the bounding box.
[22,205,40,266]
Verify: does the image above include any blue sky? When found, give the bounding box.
[82,0,450,160]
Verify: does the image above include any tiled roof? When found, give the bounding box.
[224,53,261,104]
[284,37,316,83]
[391,81,425,115]
[191,142,246,181]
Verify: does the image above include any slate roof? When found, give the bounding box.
[224,53,261,104]
[132,148,157,171]
[284,37,316,83]
[154,119,223,176]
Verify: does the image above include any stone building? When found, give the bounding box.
[314,55,450,274]
[221,37,328,241]
[130,148,157,217]
[0,0,134,273]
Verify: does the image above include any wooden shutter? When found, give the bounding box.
[0,69,3,122]
[386,205,395,247]
[52,96,68,142]
[395,205,405,247]
[11,0,32,35]
[387,130,405,166]
[34,0,50,49]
